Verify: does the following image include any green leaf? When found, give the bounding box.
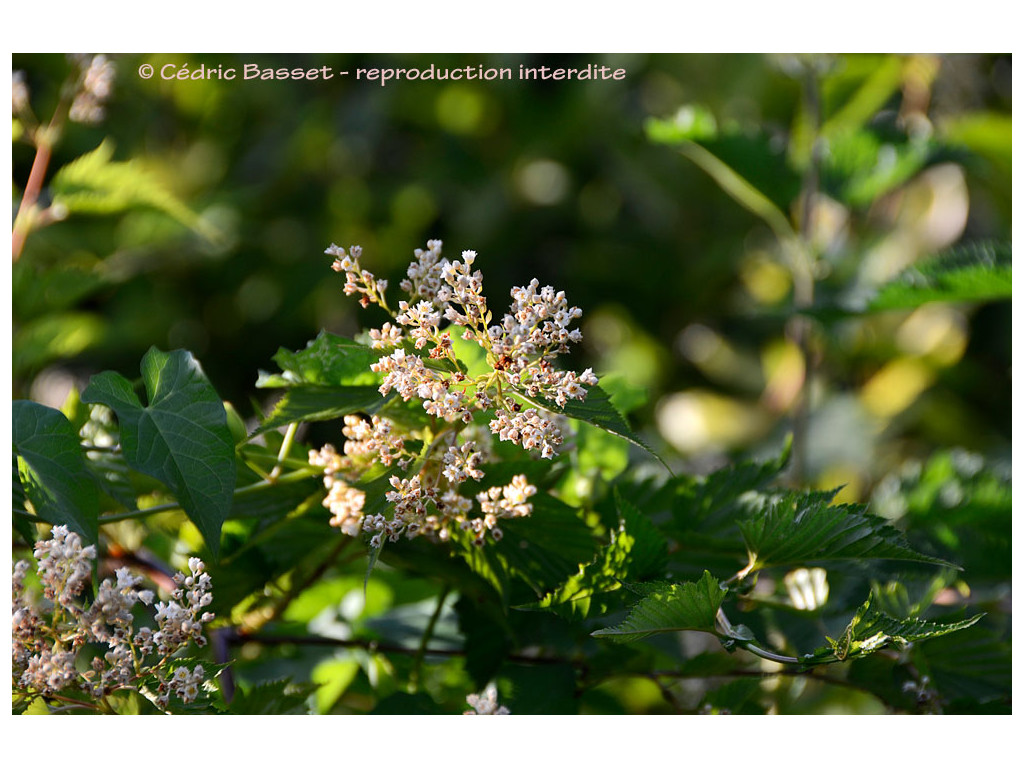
[455,594,512,688]
[524,490,667,620]
[617,492,670,581]
[50,139,216,239]
[674,437,792,530]
[228,679,318,715]
[498,493,600,596]
[914,627,1012,711]
[520,383,665,467]
[868,242,1011,310]
[591,571,725,643]
[13,312,106,373]
[809,243,1012,321]
[13,401,102,543]
[80,347,235,556]
[252,386,388,436]
[256,332,379,388]
[737,491,954,572]
[878,449,1011,580]
[644,105,718,143]
[804,593,984,664]
[822,128,937,207]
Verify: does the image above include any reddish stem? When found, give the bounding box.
[12,138,53,262]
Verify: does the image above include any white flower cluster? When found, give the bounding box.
[464,685,510,715]
[68,54,116,125]
[316,239,598,549]
[326,239,597,454]
[12,526,214,711]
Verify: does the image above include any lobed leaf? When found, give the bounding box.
[81,347,235,556]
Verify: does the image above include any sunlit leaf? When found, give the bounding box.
[50,139,216,239]
[256,332,379,388]
[520,383,665,467]
[867,242,1011,310]
[804,593,983,664]
[737,491,954,572]
[591,571,725,643]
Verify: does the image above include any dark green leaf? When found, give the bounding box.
[80,347,235,556]
[498,493,600,596]
[456,594,512,688]
[915,627,1012,711]
[520,383,665,467]
[13,401,102,542]
[252,386,388,436]
[674,437,792,531]
[228,679,318,715]
[737,491,954,572]
[522,490,666,620]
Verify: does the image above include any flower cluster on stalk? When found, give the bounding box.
[313,239,598,548]
[12,526,214,712]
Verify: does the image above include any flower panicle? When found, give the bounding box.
[12,525,214,710]
[316,238,597,549]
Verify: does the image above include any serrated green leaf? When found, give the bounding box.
[617,492,669,581]
[256,332,380,388]
[80,347,235,556]
[13,401,102,543]
[591,571,725,643]
[252,386,389,436]
[804,593,984,664]
[672,437,792,531]
[50,139,215,239]
[523,488,668,619]
[915,627,1011,710]
[498,493,599,596]
[868,242,1011,310]
[737,491,953,572]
